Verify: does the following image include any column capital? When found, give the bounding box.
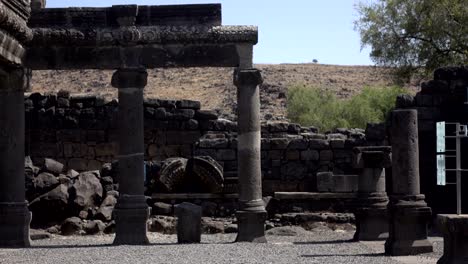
[111,68,148,89]
[234,69,263,87]
[0,67,28,92]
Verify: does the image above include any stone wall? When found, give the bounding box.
[395,66,468,213]
[25,90,386,194]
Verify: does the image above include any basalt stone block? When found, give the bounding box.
[236,211,267,243]
[195,110,218,120]
[176,100,201,110]
[316,172,333,192]
[287,138,308,150]
[175,203,202,243]
[270,138,290,150]
[309,139,329,149]
[437,214,468,264]
[43,158,65,174]
[301,150,319,161]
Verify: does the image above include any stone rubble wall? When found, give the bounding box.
[25,90,387,194]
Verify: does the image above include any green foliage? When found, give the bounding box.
[287,85,407,132]
[355,0,468,75]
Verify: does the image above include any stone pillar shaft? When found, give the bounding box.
[0,67,31,247]
[385,109,433,256]
[234,69,267,243]
[111,68,149,245]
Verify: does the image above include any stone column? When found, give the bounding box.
[0,67,31,248]
[353,146,391,241]
[385,109,433,255]
[437,214,468,264]
[234,69,266,243]
[111,68,150,245]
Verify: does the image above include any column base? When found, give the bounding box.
[385,196,433,256]
[0,202,32,248]
[113,195,150,245]
[236,210,267,243]
[437,214,468,264]
[354,207,388,241]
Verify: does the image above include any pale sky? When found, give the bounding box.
[45,0,373,66]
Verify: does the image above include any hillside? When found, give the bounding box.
[30,64,415,121]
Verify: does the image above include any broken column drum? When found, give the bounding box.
[0,68,32,247]
[385,109,433,255]
[111,68,150,245]
[234,69,267,243]
[353,146,391,241]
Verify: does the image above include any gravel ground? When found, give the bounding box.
[0,227,442,264]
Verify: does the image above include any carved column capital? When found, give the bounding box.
[111,68,148,89]
[233,69,263,87]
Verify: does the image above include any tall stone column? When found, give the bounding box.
[385,109,433,255]
[234,69,266,243]
[353,146,391,241]
[111,68,150,245]
[0,67,31,247]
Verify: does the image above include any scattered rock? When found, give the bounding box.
[43,158,64,174]
[61,217,83,236]
[266,226,309,236]
[202,218,224,234]
[84,220,106,235]
[30,229,52,240]
[71,171,103,210]
[148,217,176,234]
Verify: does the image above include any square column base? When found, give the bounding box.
[113,207,150,245]
[0,202,32,248]
[385,205,433,256]
[236,211,267,243]
[354,207,388,241]
[437,214,468,264]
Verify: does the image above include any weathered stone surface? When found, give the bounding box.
[61,217,83,236]
[71,171,103,210]
[30,184,69,224]
[43,158,64,174]
[175,203,202,243]
[437,214,468,264]
[33,172,59,194]
[95,195,117,222]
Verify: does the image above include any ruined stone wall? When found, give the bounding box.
[395,66,468,213]
[25,91,385,194]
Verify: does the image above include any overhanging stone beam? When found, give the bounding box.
[25,4,257,69]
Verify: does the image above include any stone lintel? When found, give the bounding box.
[26,44,251,70]
[111,68,147,89]
[234,68,263,87]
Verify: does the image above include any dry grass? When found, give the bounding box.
[30,63,417,120]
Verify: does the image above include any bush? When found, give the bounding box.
[287,85,408,132]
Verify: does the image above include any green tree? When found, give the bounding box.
[355,0,468,75]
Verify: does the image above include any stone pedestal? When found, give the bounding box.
[353,146,391,241]
[175,203,202,244]
[385,110,433,255]
[0,68,31,248]
[234,69,266,243]
[437,214,468,264]
[111,68,150,245]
